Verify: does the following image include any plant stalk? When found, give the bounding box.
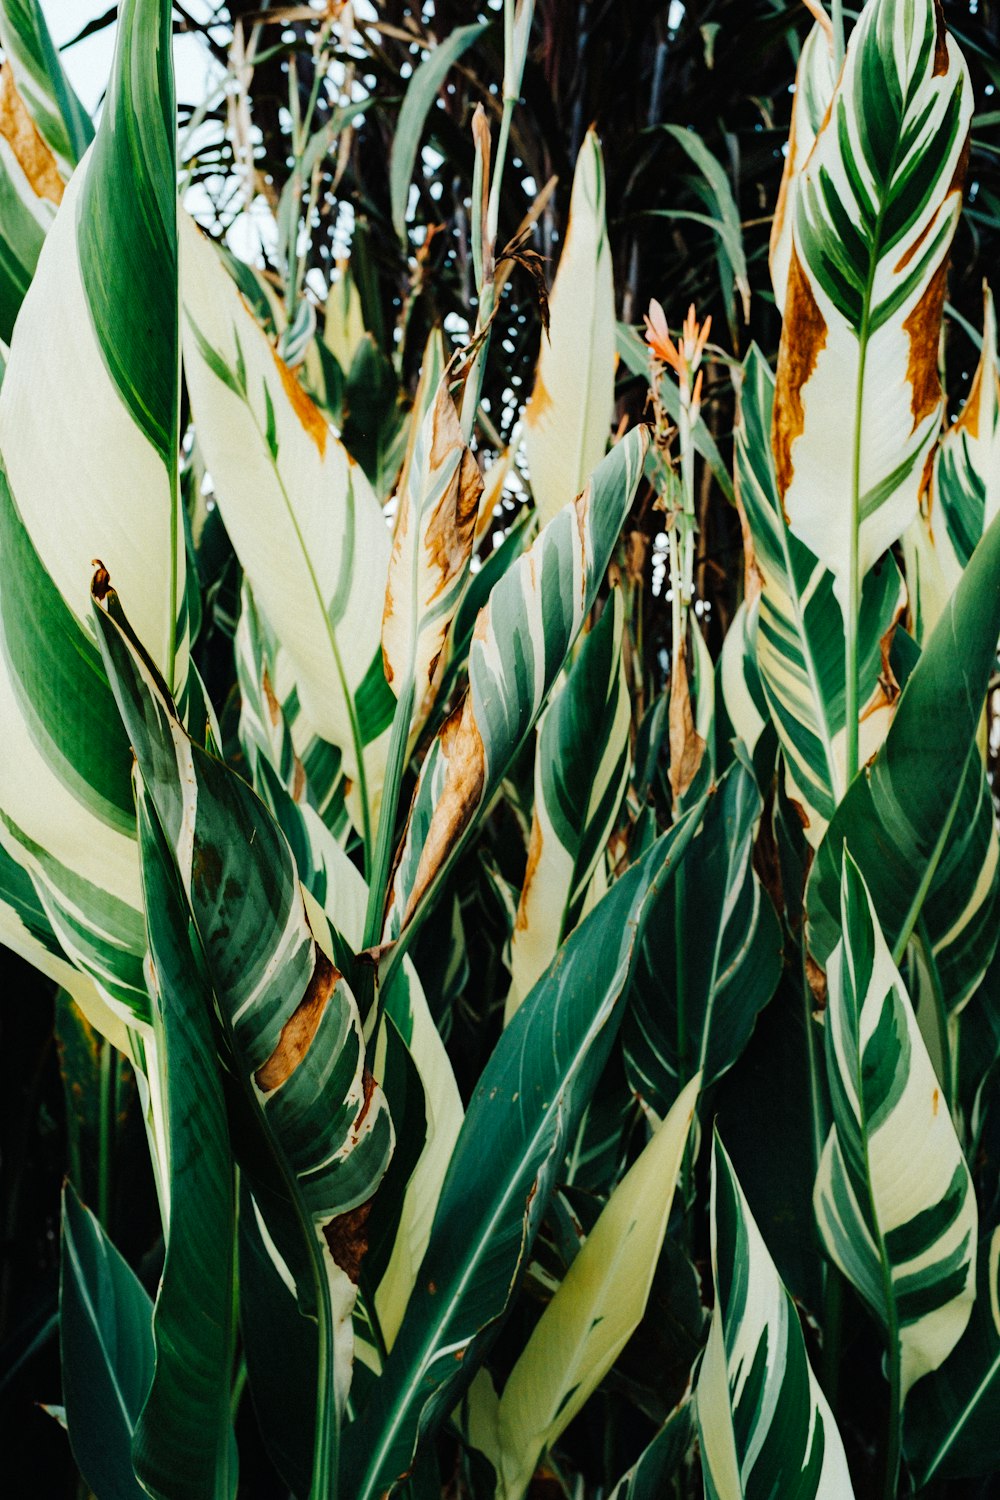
[97,1038,116,1232]
[832,0,845,70]
[363,677,416,952]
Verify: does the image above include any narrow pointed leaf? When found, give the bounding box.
[524,128,616,527]
[814,853,977,1398]
[697,1135,855,1498]
[0,0,93,171]
[769,21,837,314]
[773,0,972,603]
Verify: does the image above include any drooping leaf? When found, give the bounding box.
[772,0,972,606]
[506,589,631,1017]
[523,128,616,527]
[624,753,782,1119]
[814,852,977,1399]
[492,1075,700,1499]
[343,808,703,1500]
[697,1135,855,1498]
[737,345,905,846]
[382,427,648,963]
[389,21,489,242]
[60,1183,154,1500]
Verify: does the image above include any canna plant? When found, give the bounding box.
[2,1,1000,1498]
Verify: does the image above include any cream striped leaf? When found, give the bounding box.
[717,594,769,763]
[769,19,837,315]
[772,0,972,607]
[697,1134,856,1499]
[0,0,92,174]
[523,127,616,527]
[180,211,394,858]
[738,346,905,844]
[492,1076,699,1499]
[814,852,977,1399]
[0,0,185,1035]
[382,427,648,957]
[381,375,482,735]
[92,572,394,1444]
[0,58,62,343]
[505,589,631,1020]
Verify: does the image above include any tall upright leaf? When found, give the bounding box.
[0,0,183,1036]
[523,128,616,527]
[383,427,648,957]
[0,0,93,172]
[343,809,703,1500]
[773,0,971,606]
[814,853,977,1400]
[737,346,905,844]
[769,19,837,314]
[0,59,62,342]
[506,590,631,1018]
[697,1135,855,1499]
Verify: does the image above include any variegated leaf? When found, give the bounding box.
[716,594,769,763]
[180,211,393,858]
[493,1076,699,1499]
[814,852,977,1400]
[506,589,631,1020]
[769,19,837,315]
[0,0,185,1035]
[0,58,62,342]
[92,570,394,1428]
[773,0,971,607]
[382,376,482,734]
[697,1134,855,1499]
[523,127,616,527]
[904,283,1000,638]
[382,427,648,959]
[0,0,92,174]
[738,346,905,845]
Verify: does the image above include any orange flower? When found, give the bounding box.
[644,300,712,399]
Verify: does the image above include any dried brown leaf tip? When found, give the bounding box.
[497,228,550,334]
[668,646,706,807]
[323,1199,372,1284]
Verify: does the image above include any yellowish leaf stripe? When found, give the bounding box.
[493,1076,699,1499]
[769,19,837,315]
[383,427,649,954]
[738,347,905,842]
[523,127,616,528]
[0,0,186,1036]
[775,0,972,599]
[180,212,393,848]
[0,0,92,173]
[697,1135,855,1499]
[814,853,976,1399]
[507,589,631,1017]
[0,60,61,343]
[381,375,481,730]
[717,595,768,760]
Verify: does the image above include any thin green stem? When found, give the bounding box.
[881,1302,903,1500]
[916,915,954,1112]
[97,1039,115,1232]
[363,677,416,952]
[820,1270,844,1413]
[230,1356,248,1422]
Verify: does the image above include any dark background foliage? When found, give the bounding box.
[3,3,1000,1493]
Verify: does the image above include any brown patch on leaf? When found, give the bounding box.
[903,257,948,433]
[932,1087,940,1117]
[516,812,544,932]
[805,951,828,1009]
[860,599,903,723]
[753,784,785,926]
[400,691,487,931]
[524,372,553,428]
[261,665,281,726]
[668,646,706,807]
[932,0,950,75]
[772,246,828,503]
[0,65,63,204]
[497,227,550,334]
[323,1199,372,1284]
[255,950,339,1092]
[272,345,328,456]
[733,490,763,607]
[424,385,482,604]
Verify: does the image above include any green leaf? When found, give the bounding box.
[60,1183,154,1500]
[383,426,649,963]
[806,505,1000,995]
[130,781,237,1500]
[624,753,782,1118]
[905,1228,1000,1484]
[697,1135,856,1497]
[342,808,704,1500]
[814,853,977,1400]
[606,1398,695,1498]
[390,22,489,241]
[0,0,93,171]
[659,124,749,324]
[507,589,631,1016]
